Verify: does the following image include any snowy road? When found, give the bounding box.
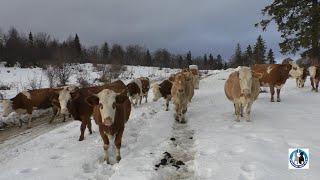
[0,70,319,180]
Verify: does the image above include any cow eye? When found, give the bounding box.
[112,103,116,109]
[99,103,103,109]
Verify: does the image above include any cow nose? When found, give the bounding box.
[178,89,183,93]
[60,108,68,115]
[103,117,112,126]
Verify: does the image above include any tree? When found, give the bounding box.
[267,48,276,64]
[110,44,125,65]
[208,53,214,69]
[232,43,243,67]
[186,51,192,66]
[74,34,82,61]
[203,54,208,69]
[145,50,152,66]
[244,45,253,66]
[28,32,34,47]
[153,49,171,68]
[216,54,224,69]
[177,55,183,68]
[253,35,267,64]
[256,0,320,65]
[100,42,109,63]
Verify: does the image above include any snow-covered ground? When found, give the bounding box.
[0,67,319,180]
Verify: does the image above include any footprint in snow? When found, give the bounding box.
[239,163,256,180]
[20,168,38,174]
[50,155,61,160]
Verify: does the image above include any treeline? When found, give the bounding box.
[0,27,227,70]
[229,35,275,67]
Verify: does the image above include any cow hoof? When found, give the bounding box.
[79,136,84,141]
[116,156,121,162]
[270,99,274,102]
[89,131,93,134]
[277,99,281,102]
[27,126,32,129]
[165,109,169,111]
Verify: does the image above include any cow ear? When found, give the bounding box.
[85,95,99,107]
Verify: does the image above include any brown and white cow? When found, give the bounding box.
[189,65,200,89]
[252,63,292,102]
[138,77,150,103]
[171,73,192,123]
[309,66,320,92]
[127,77,150,105]
[86,89,131,164]
[152,79,173,111]
[51,80,127,141]
[1,88,63,128]
[224,67,260,121]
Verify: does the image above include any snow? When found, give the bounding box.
[0,66,319,179]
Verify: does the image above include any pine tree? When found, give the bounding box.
[257,0,320,65]
[178,55,183,68]
[145,50,152,66]
[267,48,275,64]
[232,43,243,67]
[203,54,208,69]
[186,51,192,66]
[245,45,253,66]
[253,35,267,64]
[208,53,214,69]
[216,54,223,69]
[28,32,34,47]
[74,34,82,60]
[101,42,109,63]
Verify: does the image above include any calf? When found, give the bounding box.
[138,77,150,103]
[171,73,190,123]
[309,66,320,92]
[224,67,260,121]
[126,79,142,105]
[86,89,131,164]
[252,63,292,102]
[152,79,173,111]
[51,80,127,141]
[1,88,62,128]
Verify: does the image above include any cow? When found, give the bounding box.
[126,78,143,105]
[309,66,320,92]
[152,79,173,111]
[182,71,195,102]
[138,77,150,103]
[252,63,293,102]
[296,67,308,88]
[224,67,260,122]
[86,89,131,164]
[1,88,63,128]
[171,73,192,123]
[189,65,200,89]
[51,80,127,141]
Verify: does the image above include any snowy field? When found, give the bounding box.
[0,66,319,180]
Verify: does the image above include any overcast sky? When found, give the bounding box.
[0,0,297,61]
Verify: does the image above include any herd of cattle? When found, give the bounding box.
[224,61,320,122]
[0,62,318,164]
[0,65,199,163]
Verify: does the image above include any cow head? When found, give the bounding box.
[86,89,121,127]
[288,62,303,78]
[238,67,252,98]
[152,83,162,101]
[1,99,13,117]
[56,86,79,115]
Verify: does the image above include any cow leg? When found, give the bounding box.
[311,78,315,91]
[115,128,124,162]
[87,120,93,134]
[49,107,58,124]
[174,104,180,122]
[181,104,187,123]
[165,98,170,111]
[276,88,281,102]
[27,114,32,128]
[270,86,275,102]
[315,79,319,92]
[245,103,252,122]
[62,115,66,122]
[296,78,299,88]
[139,95,142,105]
[234,103,241,122]
[79,117,88,141]
[99,126,110,163]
